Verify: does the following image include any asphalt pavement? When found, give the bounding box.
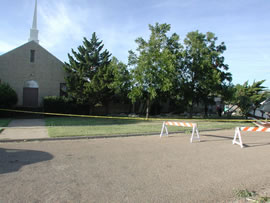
[1,129,270,202]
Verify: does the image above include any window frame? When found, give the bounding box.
[30,49,35,63]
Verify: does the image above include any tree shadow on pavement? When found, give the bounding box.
[0,148,53,174]
[242,142,270,148]
[201,134,270,148]
[200,134,233,142]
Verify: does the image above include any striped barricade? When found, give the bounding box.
[160,121,200,143]
[233,127,270,148]
[248,117,270,128]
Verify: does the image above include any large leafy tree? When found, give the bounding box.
[106,57,131,103]
[64,32,113,110]
[233,80,267,116]
[181,31,232,117]
[249,80,268,116]
[128,23,182,118]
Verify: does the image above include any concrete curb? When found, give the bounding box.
[0,128,224,143]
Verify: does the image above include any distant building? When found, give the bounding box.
[0,0,66,107]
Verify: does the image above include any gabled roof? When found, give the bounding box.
[0,41,63,64]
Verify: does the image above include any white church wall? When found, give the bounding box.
[0,41,66,107]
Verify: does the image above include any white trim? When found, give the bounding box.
[24,80,39,88]
[160,121,200,143]
[190,124,200,143]
[232,127,244,148]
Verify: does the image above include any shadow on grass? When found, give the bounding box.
[45,116,153,126]
[0,148,53,174]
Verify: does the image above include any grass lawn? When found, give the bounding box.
[45,117,255,138]
[0,118,11,132]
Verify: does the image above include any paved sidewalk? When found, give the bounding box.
[0,119,49,140]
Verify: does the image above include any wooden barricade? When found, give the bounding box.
[233,127,270,148]
[160,121,200,143]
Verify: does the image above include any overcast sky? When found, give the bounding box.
[1,0,270,88]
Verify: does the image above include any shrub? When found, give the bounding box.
[0,83,18,107]
[43,96,89,114]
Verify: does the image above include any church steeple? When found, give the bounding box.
[28,0,39,43]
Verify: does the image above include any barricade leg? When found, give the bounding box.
[232,127,244,148]
[160,122,168,138]
[190,125,200,143]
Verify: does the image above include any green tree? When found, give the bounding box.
[181,31,232,117]
[249,80,267,116]
[64,32,112,111]
[233,82,252,116]
[233,80,267,116]
[220,83,235,104]
[128,23,182,118]
[106,57,131,104]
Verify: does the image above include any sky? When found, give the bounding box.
[1,0,270,88]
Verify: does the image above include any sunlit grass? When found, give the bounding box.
[45,117,254,137]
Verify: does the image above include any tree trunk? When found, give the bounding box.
[105,101,109,115]
[188,101,193,118]
[132,103,135,113]
[146,98,150,119]
[204,104,208,118]
[138,102,144,114]
[89,105,93,115]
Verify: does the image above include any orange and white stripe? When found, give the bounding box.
[160,121,200,142]
[165,121,196,128]
[233,126,270,148]
[239,127,270,132]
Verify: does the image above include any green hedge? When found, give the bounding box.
[0,83,18,107]
[43,96,89,115]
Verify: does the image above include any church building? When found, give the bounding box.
[0,0,66,107]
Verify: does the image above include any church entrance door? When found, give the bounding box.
[23,80,39,107]
[23,88,39,107]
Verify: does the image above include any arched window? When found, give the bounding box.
[24,80,39,88]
